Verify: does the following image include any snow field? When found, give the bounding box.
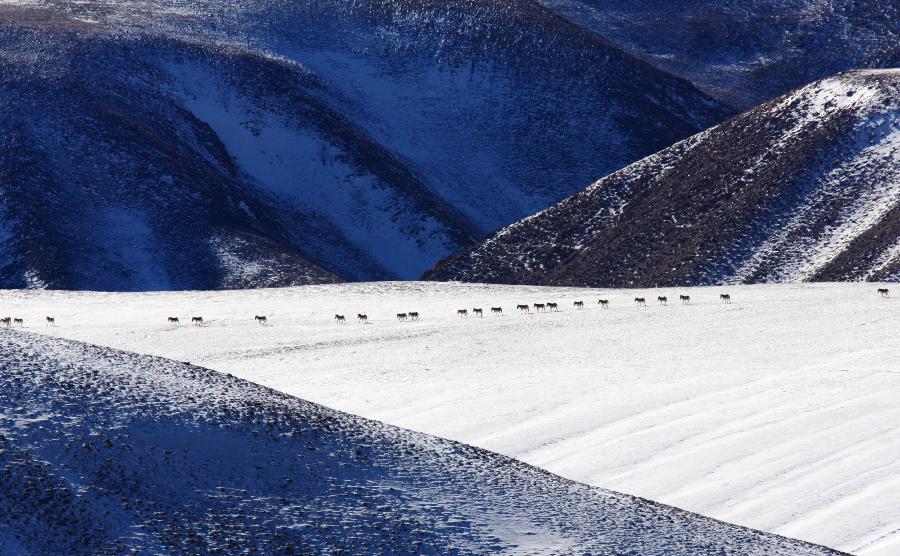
[3,281,899,554]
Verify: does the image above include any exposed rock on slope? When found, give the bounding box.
[0,1,728,288]
[427,70,900,287]
[538,0,900,108]
[0,330,844,555]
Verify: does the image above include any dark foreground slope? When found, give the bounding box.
[0,1,728,288]
[427,70,900,287]
[539,0,900,108]
[0,331,843,555]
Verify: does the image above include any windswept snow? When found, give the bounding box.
[6,281,898,554]
[0,331,840,555]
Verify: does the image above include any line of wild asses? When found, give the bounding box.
[574,301,584,310]
[457,309,468,318]
[472,308,483,317]
[397,313,408,322]
[409,312,420,321]
[0,317,10,327]
[720,294,732,304]
[357,313,368,323]
[658,296,668,305]
[598,299,609,308]
[334,314,346,324]
[191,316,203,326]
[680,295,691,304]
[45,316,56,326]
[491,307,503,316]
[547,302,559,312]
[533,303,546,312]
[878,288,890,298]
[255,315,267,325]
[516,304,530,313]
[167,316,179,324]
[634,297,646,307]
[13,318,23,327]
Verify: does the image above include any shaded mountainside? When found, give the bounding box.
[0,330,846,555]
[538,0,900,109]
[0,1,728,289]
[427,70,900,287]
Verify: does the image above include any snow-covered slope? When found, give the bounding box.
[9,281,899,554]
[538,0,900,109]
[0,331,842,555]
[428,70,900,287]
[0,1,728,288]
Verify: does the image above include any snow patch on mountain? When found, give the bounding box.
[11,281,898,554]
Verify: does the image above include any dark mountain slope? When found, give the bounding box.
[427,70,900,287]
[0,330,845,555]
[538,0,900,109]
[0,1,729,289]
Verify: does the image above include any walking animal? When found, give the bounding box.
[409,312,420,321]
[516,304,530,313]
[13,318,23,327]
[334,314,346,324]
[0,317,10,327]
[679,295,691,304]
[191,316,203,326]
[533,303,546,312]
[573,301,584,310]
[397,313,408,322]
[457,309,468,318]
[167,316,179,324]
[473,308,483,317]
[720,294,731,303]
[598,299,609,308]
[491,307,503,316]
[357,313,368,323]
[45,316,56,326]
[547,302,559,312]
[255,315,267,325]
[658,296,668,305]
[634,298,646,306]
[878,288,890,298]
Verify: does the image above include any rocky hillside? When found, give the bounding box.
[0,330,845,555]
[0,1,727,289]
[538,0,900,108]
[427,70,900,287]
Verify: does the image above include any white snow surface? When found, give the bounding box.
[5,281,899,554]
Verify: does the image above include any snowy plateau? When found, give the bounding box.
[2,281,897,554]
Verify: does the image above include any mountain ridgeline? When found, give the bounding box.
[426,70,900,287]
[537,0,900,109]
[0,1,727,290]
